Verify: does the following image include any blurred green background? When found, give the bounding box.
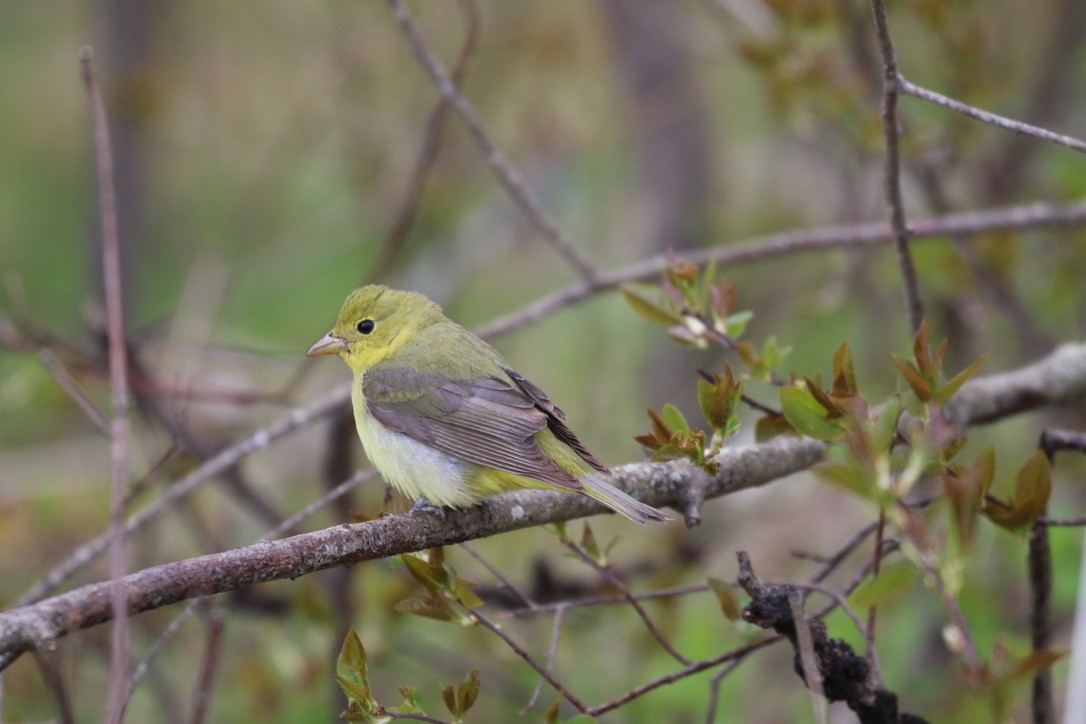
[1,1,1085,721]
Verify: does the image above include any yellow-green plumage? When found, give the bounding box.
[307,285,668,524]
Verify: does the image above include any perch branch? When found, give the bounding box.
[2,341,1085,665]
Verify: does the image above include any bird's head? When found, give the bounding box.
[306,285,446,373]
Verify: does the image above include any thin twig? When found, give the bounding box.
[187,605,225,724]
[15,385,349,607]
[867,0,924,333]
[587,637,780,717]
[35,649,75,724]
[459,543,538,610]
[121,470,374,707]
[896,75,1086,156]
[704,657,745,724]
[500,582,710,618]
[910,158,1053,354]
[1039,517,1086,527]
[810,520,880,584]
[370,0,480,280]
[1033,430,1086,723]
[477,199,1086,340]
[468,609,587,713]
[789,590,828,724]
[785,581,868,645]
[37,348,112,435]
[903,534,982,671]
[383,712,450,723]
[564,540,691,665]
[383,0,598,281]
[79,46,131,724]
[123,605,197,713]
[522,605,564,713]
[865,512,886,687]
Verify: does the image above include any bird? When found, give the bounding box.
[306,285,668,523]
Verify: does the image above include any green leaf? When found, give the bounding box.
[1014,450,1052,525]
[912,320,934,377]
[1008,649,1064,682]
[762,336,791,370]
[581,522,601,561]
[395,687,423,714]
[334,627,376,710]
[401,553,448,594]
[621,283,684,325]
[813,459,869,497]
[832,341,857,397]
[707,577,741,620]
[849,563,916,608]
[337,626,367,682]
[870,397,902,453]
[648,408,671,440]
[780,386,847,441]
[334,674,371,707]
[662,404,690,435]
[697,366,740,432]
[723,310,753,338]
[457,669,480,715]
[442,684,458,717]
[394,596,457,622]
[544,698,560,724]
[890,353,933,403]
[986,450,1051,531]
[934,354,988,405]
[452,576,484,609]
[755,413,795,442]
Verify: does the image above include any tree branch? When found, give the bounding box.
[383,0,598,282]
[79,47,132,724]
[477,199,1086,339]
[896,75,1086,156]
[868,0,924,334]
[2,341,1085,666]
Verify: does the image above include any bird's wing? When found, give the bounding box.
[362,367,585,490]
[504,369,609,474]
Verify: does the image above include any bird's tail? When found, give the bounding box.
[581,475,669,524]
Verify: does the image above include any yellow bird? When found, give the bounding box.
[307,286,668,523]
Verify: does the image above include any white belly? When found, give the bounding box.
[353,390,478,507]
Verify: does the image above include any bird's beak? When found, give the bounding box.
[306,331,348,357]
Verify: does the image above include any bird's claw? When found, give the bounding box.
[409,497,446,517]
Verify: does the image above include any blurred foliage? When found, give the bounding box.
[2,0,1086,721]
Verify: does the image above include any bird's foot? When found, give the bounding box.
[409,497,447,517]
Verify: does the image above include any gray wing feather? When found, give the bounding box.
[363,368,585,489]
[505,369,609,474]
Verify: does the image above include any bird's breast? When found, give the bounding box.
[352,373,477,507]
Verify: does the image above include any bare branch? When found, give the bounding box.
[370,0,480,280]
[565,539,691,665]
[14,386,349,607]
[383,0,598,281]
[867,0,924,333]
[37,348,112,435]
[521,606,563,713]
[79,47,131,724]
[789,590,828,724]
[2,341,1085,666]
[469,609,587,713]
[478,199,1086,340]
[897,75,1086,156]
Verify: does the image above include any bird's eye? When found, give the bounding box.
[357,319,375,335]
